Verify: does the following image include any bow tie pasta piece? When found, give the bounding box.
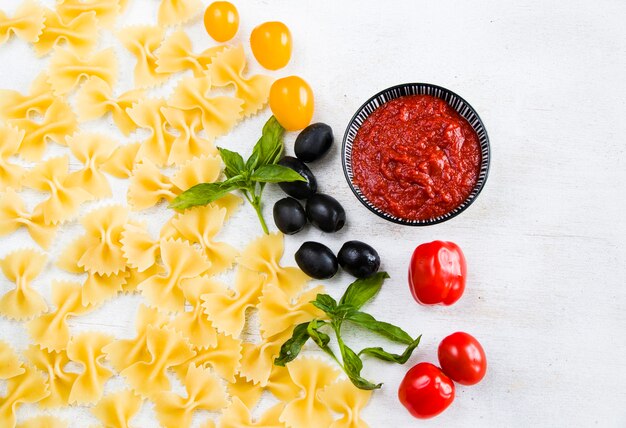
[26,280,95,351]
[118,325,196,397]
[170,276,222,349]
[201,268,264,337]
[156,30,225,77]
[239,232,310,297]
[0,249,48,320]
[161,107,217,165]
[161,204,237,275]
[0,73,56,121]
[9,99,77,161]
[153,364,228,428]
[227,375,263,409]
[0,365,49,427]
[0,189,58,249]
[238,328,292,386]
[23,345,78,408]
[65,133,118,199]
[76,77,144,136]
[121,222,160,272]
[57,0,121,28]
[174,330,242,383]
[118,26,171,88]
[102,142,141,179]
[0,0,45,44]
[122,264,161,294]
[0,340,25,379]
[258,284,325,339]
[34,9,98,57]
[170,154,222,191]
[219,398,285,428]
[168,76,243,138]
[91,389,142,428]
[319,379,373,428]
[67,332,114,404]
[127,99,176,166]
[48,48,118,96]
[0,125,26,191]
[158,0,202,26]
[127,161,179,210]
[81,269,129,306]
[266,365,300,403]
[103,304,170,373]
[210,44,273,117]
[16,415,68,428]
[138,238,211,311]
[279,358,341,428]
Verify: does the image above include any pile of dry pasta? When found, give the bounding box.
[0,1,372,427]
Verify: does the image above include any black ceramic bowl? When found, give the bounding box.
[342,83,491,226]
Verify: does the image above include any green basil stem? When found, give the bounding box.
[243,185,269,234]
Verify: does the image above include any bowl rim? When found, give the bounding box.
[341,82,491,226]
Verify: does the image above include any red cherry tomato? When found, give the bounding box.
[398,362,455,419]
[438,332,487,385]
[408,240,466,305]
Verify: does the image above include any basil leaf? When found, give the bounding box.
[345,311,414,345]
[307,319,331,348]
[217,147,245,179]
[339,341,382,390]
[169,178,243,210]
[250,164,306,183]
[359,335,421,364]
[246,116,284,170]
[311,294,338,315]
[339,272,389,310]
[274,322,310,367]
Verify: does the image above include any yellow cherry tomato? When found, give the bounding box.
[269,76,314,131]
[250,21,292,70]
[204,1,239,42]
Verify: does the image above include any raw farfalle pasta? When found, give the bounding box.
[118,26,170,87]
[0,125,25,191]
[34,9,98,57]
[161,107,217,165]
[258,284,325,339]
[48,48,118,96]
[76,77,144,136]
[266,365,300,402]
[66,133,118,199]
[219,398,285,428]
[126,99,176,166]
[23,345,77,408]
[127,161,178,209]
[319,379,372,428]
[161,204,237,275]
[175,330,242,383]
[238,328,293,386]
[227,375,263,409]
[0,249,48,320]
[26,280,94,351]
[239,232,310,297]
[170,154,222,191]
[0,340,24,379]
[122,264,161,293]
[153,364,228,428]
[66,332,114,404]
[16,415,68,428]
[121,222,160,272]
[101,142,141,178]
[156,30,224,77]
[9,99,78,161]
[279,358,341,428]
[210,45,273,117]
[0,73,55,121]
[57,0,121,29]
[91,389,142,428]
[0,189,57,249]
[0,365,49,428]
[138,238,211,311]
[82,269,129,305]
[201,268,265,337]
[0,0,45,45]
[168,76,243,138]
[60,205,129,275]
[158,0,202,26]
[116,325,195,397]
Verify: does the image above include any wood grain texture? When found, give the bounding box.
[0,0,625,426]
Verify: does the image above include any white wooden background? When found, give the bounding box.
[1,0,625,427]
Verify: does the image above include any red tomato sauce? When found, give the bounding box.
[351,95,481,220]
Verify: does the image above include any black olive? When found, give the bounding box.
[306,193,346,233]
[294,123,334,163]
[337,240,381,278]
[295,241,338,279]
[277,156,318,199]
[273,197,306,235]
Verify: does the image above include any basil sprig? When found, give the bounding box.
[170,116,306,234]
[275,272,421,390]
